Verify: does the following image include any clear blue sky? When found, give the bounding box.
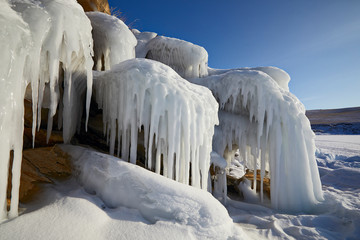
[108,0,360,110]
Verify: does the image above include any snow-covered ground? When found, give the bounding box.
[229,134,360,239]
[0,134,359,239]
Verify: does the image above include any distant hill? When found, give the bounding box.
[306,107,360,134]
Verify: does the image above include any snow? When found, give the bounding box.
[87,12,137,71]
[1,135,358,239]
[0,0,93,220]
[0,145,246,240]
[94,59,219,189]
[145,36,209,79]
[192,69,323,211]
[227,134,360,239]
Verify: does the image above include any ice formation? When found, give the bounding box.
[192,69,324,211]
[131,29,157,58]
[87,12,137,71]
[208,66,291,91]
[94,59,218,189]
[145,36,209,79]
[0,0,93,220]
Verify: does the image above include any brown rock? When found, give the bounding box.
[238,169,271,199]
[23,99,64,149]
[77,0,111,14]
[7,145,72,208]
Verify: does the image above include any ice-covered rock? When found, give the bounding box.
[192,69,324,211]
[94,59,218,189]
[145,36,208,79]
[208,66,291,91]
[132,29,157,58]
[87,12,137,71]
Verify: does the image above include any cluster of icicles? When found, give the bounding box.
[0,0,323,221]
[0,0,93,219]
[94,59,218,188]
[192,69,324,211]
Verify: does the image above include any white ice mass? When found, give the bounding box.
[87,12,137,71]
[94,59,219,189]
[145,35,209,79]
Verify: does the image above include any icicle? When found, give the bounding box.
[191,68,324,211]
[94,59,218,190]
[0,0,32,220]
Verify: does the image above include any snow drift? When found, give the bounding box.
[192,69,324,211]
[87,12,137,71]
[94,59,218,190]
[61,145,237,238]
[145,36,209,79]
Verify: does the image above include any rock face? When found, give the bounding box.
[77,0,111,14]
[7,145,71,206]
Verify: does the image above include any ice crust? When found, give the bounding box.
[145,36,209,79]
[192,69,324,211]
[0,0,93,220]
[208,66,291,91]
[87,12,137,71]
[60,145,237,238]
[94,59,219,189]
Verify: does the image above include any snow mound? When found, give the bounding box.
[145,36,208,79]
[132,29,157,58]
[192,69,323,211]
[94,59,218,189]
[62,145,237,238]
[87,12,137,71]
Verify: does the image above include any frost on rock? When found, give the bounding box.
[87,12,137,71]
[0,0,93,220]
[61,145,238,239]
[132,29,157,58]
[192,69,324,211]
[145,36,209,79]
[94,59,218,189]
[0,0,32,220]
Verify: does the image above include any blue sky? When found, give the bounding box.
[108,0,360,110]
